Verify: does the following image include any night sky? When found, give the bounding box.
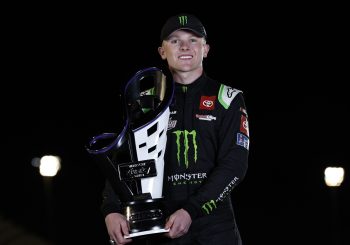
[2,4,349,245]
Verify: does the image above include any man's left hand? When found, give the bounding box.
[165,208,192,239]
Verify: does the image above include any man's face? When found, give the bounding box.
[158,30,209,73]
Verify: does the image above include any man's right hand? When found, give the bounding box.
[105,213,132,245]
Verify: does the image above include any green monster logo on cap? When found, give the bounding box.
[178,15,188,26]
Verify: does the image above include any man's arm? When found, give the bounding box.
[101,181,132,244]
[183,92,249,220]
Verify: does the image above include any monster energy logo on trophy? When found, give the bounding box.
[173,130,197,168]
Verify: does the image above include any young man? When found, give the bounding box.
[103,13,249,245]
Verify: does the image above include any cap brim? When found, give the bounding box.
[164,28,205,40]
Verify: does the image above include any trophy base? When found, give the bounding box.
[123,198,169,239]
[124,228,169,238]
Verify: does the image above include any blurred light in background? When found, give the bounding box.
[39,155,61,177]
[31,155,62,241]
[324,167,344,187]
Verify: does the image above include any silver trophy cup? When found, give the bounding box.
[86,67,174,238]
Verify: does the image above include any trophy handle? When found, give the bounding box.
[85,124,135,201]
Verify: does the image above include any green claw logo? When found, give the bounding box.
[178,15,188,26]
[173,130,197,168]
[202,200,217,214]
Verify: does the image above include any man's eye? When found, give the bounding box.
[170,39,178,44]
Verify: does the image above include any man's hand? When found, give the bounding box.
[165,208,192,239]
[105,213,132,245]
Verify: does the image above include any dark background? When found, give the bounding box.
[1,3,349,245]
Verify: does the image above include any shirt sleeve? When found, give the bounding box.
[183,92,249,219]
[100,180,123,218]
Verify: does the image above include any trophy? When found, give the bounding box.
[86,67,174,238]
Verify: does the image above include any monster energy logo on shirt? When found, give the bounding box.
[202,200,217,214]
[178,15,188,26]
[167,172,207,186]
[173,130,197,168]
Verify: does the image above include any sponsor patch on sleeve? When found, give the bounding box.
[218,85,242,109]
[240,107,247,115]
[240,115,249,136]
[236,133,249,150]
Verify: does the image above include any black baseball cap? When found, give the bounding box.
[160,13,207,41]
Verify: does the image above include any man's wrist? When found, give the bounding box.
[182,201,199,220]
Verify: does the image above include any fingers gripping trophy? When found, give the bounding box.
[86,67,174,238]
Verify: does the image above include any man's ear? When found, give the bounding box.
[158,46,166,60]
[203,44,210,58]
